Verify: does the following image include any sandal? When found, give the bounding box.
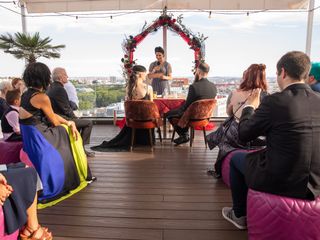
[20,225,53,240]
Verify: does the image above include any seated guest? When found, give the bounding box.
[47,67,95,157]
[222,51,320,229]
[1,89,22,141]
[165,62,217,145]
[11,77,26,93]
[207,64,268,177]
[20,62,95,208]
[307,62,320,92]
[64,80,79,111]
[91,65,154,151]
[0,81,12,119]
[0,164,52,239]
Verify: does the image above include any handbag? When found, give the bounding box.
[207,93,251,150]
[221,115,234,135]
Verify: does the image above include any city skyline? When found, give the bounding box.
[0,1,319,78]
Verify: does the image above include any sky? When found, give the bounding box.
[0,1,319,78]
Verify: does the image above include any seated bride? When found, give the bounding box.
[91,65,154,151]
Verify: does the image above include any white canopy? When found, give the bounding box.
[20,0,315,56]
[21,0,309,13]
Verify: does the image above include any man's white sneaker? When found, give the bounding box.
[222,207,247,230]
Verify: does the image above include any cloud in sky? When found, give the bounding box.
[0,1,320,78]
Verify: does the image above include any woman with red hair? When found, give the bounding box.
[227,64,268,120]
[207,64,268,178]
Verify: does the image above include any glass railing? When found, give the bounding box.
[73,80,126,118]
[71,77,279,118]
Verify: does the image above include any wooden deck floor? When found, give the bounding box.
[38,125,248,240]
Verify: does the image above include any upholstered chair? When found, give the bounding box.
[170,99,216,148]
[125,100,163,151]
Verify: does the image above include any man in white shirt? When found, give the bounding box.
[64,81,79,110]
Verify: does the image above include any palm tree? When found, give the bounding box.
[0,32,65,64]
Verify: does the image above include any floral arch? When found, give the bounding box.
[121,12,207,79]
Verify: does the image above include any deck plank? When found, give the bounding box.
[164,230,247,240]
[38,125,246,239]
[45,225,162,240]
[39,214,240,230]
[40,207,224,220]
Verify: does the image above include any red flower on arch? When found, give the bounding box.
[122,13,207,81]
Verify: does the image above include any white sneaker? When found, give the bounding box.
[222,207,247,230]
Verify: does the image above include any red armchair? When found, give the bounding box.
[125,100,163,151]
[170,99,217,148]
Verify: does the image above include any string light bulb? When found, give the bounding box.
[208,11,212,19]
[247,12,249,16]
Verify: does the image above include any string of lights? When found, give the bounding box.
[0,2,319,20]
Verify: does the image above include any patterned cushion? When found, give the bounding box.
[0,207,19,239]
[247,189,320,240]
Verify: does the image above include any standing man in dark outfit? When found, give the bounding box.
[165,62,217,145]
[47,67,95,157]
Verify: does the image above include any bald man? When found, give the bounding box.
[47,67,95,157]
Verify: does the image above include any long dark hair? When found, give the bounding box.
[239,64,267,91]
[127,65,147,100]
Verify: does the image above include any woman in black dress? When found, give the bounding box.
[91,65,154,151]
[20,62,92,208]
